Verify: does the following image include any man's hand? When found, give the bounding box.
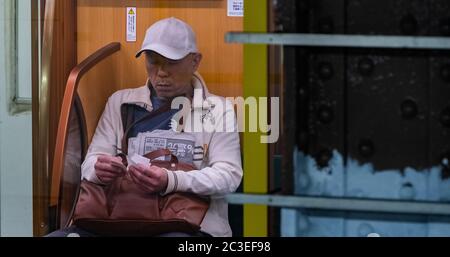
[94,155,127,184]
[129,164,168,193]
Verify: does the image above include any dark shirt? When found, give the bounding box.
[128,94,179,138]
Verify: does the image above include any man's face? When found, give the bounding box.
[145,51,202,100]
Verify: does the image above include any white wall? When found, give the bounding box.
[0,0,33,236]
[17,0,32,99]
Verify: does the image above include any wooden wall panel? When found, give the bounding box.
[34,0,76,236]
[77,0,243,100]
[77,53,122,144]
[49,0,77,168]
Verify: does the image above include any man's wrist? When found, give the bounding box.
[160,168,177,196]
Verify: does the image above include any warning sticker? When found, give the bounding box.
[227,0,244,17]
[126,7,137,42]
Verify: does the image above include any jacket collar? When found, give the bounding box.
[122,72,213,112]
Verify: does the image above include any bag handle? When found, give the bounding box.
[144,149,178,164]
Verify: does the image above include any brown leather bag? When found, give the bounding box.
[72,149,209,236]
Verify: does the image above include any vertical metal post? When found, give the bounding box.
[243,0,268,237]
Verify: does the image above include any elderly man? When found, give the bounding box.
[48,17,242,237]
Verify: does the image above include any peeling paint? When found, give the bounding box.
[281,147,450,236]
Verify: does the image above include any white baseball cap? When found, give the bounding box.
[136,17,198,60]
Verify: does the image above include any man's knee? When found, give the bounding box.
[45,226,95,237]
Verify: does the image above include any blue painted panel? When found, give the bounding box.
[281,148,450,237]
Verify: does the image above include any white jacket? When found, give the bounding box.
[81,73,243,237]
